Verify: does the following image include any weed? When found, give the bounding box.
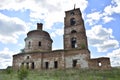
[17,67,29,80]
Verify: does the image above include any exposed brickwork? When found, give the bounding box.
[24,23,53,52]
[64,8,88,50]
[89,57,111,69]
[13,49,91,70]
[13,8,111,70]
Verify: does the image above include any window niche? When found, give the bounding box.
[71,30,77,34]
[71,37,77,48]
[73,60,77,68]
[26,62,29,69]
[22,62,24,65]
[54,61,58,69]
[28,41,31,49]
[26,56,30,59]
[70,11,75,15]
[70,18,76,26]
[21,62,24,67]
[38,41,41,47]
[45,62,49,69]
[98,61,102,67]
[31,62,35,69]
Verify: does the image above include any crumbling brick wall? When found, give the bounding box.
[89,57,111,69]
[13,49,90,70]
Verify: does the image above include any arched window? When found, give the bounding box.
[71,30,77,34]
[70,11,74,15]
[28,41,31,49]
[27,56,30,59]
[21,62,24,67]
[71,37,77,48]
[70,18,76,25]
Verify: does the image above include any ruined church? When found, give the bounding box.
[13,8,111,70]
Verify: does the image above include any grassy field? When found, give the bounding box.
[0,68,120,80]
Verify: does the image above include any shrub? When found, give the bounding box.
[5,67,13,74]
[18,66,29,80]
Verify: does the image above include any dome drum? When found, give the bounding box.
[24,23,53,52]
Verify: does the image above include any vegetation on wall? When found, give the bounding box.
[81,43,86,49]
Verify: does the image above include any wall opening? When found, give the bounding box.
[45,62,49,69]
[21,62,24,67]
[27,56,30,59]
[70,11,74,15]
[98,61,102,67]
[70,18,76,25]
[73,60,77,68]
[28,41,31,49]
[26,62,29,69]
[71,30,77,34]
[38,41,41,47]
[54,61,58,69]
[31,62,34,69]
[71,38,77,48]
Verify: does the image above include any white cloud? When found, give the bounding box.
[107,48,120,67]
[86,12,102,25]
[98,40,119,52]
[86,0,120,25]
[104,5,114,15]
[104,0,120,15]
[85,0,120,54]
[102,16,114,23]
[0,0,88,29]
[50,28,64,38]
[112,0,120,13]
[86,11,115,25]
[29,0,88,29]
[0,13,28,44]
[87,25,119,52]
[0,48,17,69]
[87,12,102,21]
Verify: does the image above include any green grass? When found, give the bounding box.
[0,68,120,80]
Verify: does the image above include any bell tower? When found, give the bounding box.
[64,8,88,50]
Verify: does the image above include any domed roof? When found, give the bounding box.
[27,30,51,38]
[25,23,52,42]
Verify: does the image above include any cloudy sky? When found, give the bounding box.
[0,0,120,69]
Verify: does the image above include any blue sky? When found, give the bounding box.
[0,0,120,69]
